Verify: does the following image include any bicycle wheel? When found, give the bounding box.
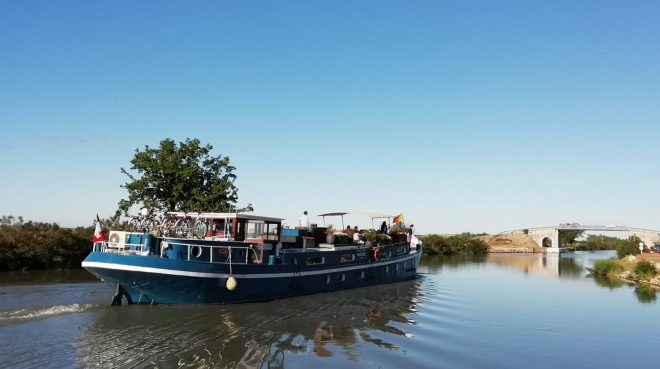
[194,220,208,239]
[162,218,175,236]
[174,218,191,237]
[128,218,140,231]
[143,218,157,232]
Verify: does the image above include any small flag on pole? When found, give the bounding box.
[393,213,403,223]
[93,214,106,243]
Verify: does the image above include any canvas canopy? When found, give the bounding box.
[316,211,397,230]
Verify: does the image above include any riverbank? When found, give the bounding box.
[613,254,660,290]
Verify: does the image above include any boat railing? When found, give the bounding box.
[160,241,259,265]
[101,242,149,255]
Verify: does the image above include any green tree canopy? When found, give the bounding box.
[560,229,584,248]
[117,138,252,216]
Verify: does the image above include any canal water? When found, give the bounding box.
[0,251,657,369]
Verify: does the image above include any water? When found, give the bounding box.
[0,251,657,369]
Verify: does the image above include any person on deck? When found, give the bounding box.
[345,225,356,237]
[408,224,415,243]
[380,221,387,234]
[299,211,310,229]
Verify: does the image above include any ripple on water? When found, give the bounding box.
[0,303,101,327]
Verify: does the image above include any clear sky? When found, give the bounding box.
[1,1,659,234]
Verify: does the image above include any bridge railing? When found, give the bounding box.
[497,225,660,235]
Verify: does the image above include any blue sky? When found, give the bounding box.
[1,1,658,234]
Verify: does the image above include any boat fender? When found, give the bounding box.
[226,276,237,291]
[373,248,380,261]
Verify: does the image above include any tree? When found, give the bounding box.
[117,138,253,216]
[560,230,584,249]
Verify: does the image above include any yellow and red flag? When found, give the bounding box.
[393,213,403,223]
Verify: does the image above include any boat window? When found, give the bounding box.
[218,248,229,258]
[264,223,279,241]
[306,257,324,265]
[214,218,232,237]
[340,254,355,262]
[396,247,406,255]
[191,246,202,258]
[235,221,245,241]
[336,273,345,282]
[247,222,263,239]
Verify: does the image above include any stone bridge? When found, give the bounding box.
[501,224,660,253]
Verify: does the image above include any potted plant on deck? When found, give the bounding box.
[325,226,336,244]
[389,223,407,243]
[363,230,389,247]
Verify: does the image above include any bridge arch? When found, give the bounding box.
[542,237,553,248]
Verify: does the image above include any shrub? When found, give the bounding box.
[420,234,448,255]
[420,233,488,256]
[633,260,657,281]
[616,236,642,259]
[592,259,624,276]
[0,221,93,271]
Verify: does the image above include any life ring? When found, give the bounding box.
[373,248,380,261]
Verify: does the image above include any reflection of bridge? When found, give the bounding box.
[501,224,660,253]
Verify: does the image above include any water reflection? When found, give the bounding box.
[74,280,423,368]
[634,284,657,303]
[487,253,584,279]
[422,251,657,304]
[421,253,585,279]
[419,255,487,274]
[592,275,625,289]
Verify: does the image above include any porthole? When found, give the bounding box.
[326,275,330,284]
[395,263,399,271]
[385,266,389,273]
[360,271,365,279]
[191,246,202,258]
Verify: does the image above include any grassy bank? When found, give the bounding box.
[592,254,660,288]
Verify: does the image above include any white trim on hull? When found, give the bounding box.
[82,252,419,279]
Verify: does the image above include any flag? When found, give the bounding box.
[393,213,403,223]
[93,214,106,243]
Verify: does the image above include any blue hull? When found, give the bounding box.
[82,246,422,304]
